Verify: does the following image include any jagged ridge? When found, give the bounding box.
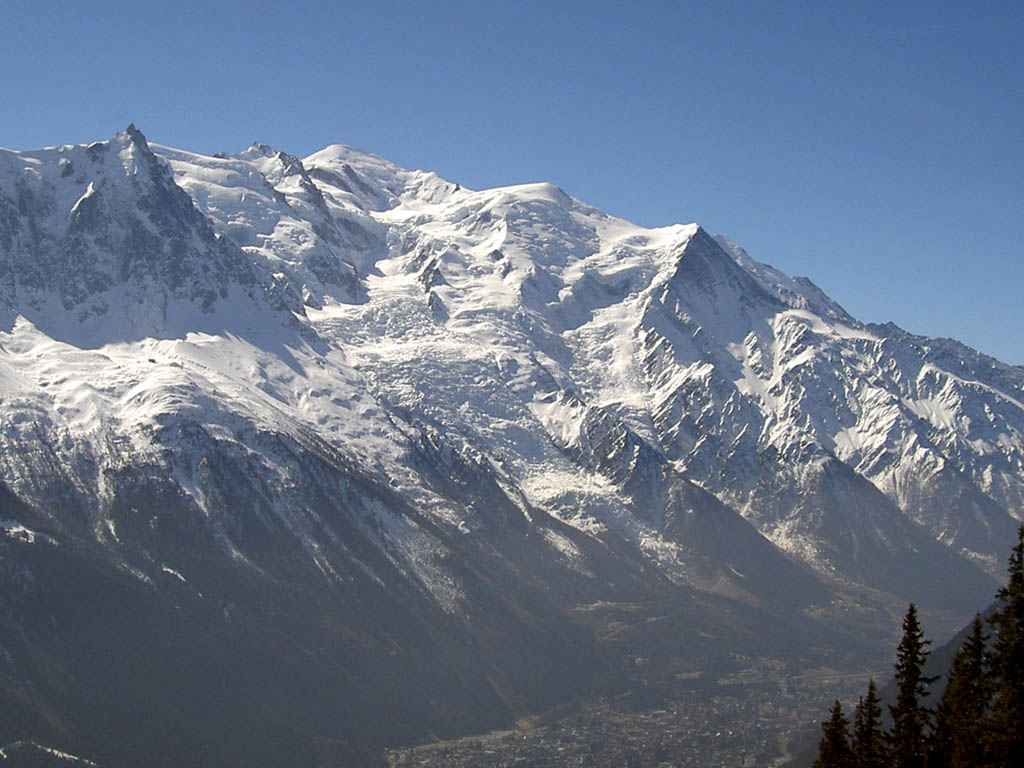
[1,126,1021,766]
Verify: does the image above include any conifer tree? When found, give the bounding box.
[987,525,1024,766]
[813,699,854,768]
[852,679,886,768]
[888,603,936,768]
[931,614,989,768]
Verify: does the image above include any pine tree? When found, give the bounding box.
[852,679,886,768]
[813,699,855,768]
[931,614,989,768]
[888,603,937,768]
[986,525,1024,766]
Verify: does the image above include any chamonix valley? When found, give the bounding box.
[1,126,1022,766]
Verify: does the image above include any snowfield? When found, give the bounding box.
[1,125,1021,612]
[3,125,1022,766]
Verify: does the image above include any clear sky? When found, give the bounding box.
[2,0,1021,363]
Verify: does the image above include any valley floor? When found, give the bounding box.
[386,668,878,768]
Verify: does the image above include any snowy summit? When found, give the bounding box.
[1,125,1022,765]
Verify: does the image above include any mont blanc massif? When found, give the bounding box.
[0,126,1021,767]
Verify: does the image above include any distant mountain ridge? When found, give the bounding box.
[1,126,1020,766]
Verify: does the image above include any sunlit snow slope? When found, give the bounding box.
[0,126,1020,765]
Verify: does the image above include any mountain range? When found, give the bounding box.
[1,126,1020,766]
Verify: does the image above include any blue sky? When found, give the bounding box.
[3,0,1022,363]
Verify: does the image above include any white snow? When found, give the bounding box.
[0,520,48,544]
[1,127,1022,599]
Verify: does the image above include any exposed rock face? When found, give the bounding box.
[0,127,1019,766]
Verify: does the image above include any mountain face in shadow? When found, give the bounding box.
[2,127,1019,765]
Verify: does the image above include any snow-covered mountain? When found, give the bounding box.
[1,127,1020,765]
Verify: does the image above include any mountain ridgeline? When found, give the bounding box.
[1,127,1022,766]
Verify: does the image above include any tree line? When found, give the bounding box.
[812,526,1023,768]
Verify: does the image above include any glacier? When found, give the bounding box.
[0,125,1021,765]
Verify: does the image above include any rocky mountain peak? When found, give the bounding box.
[1,126,1021,766]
